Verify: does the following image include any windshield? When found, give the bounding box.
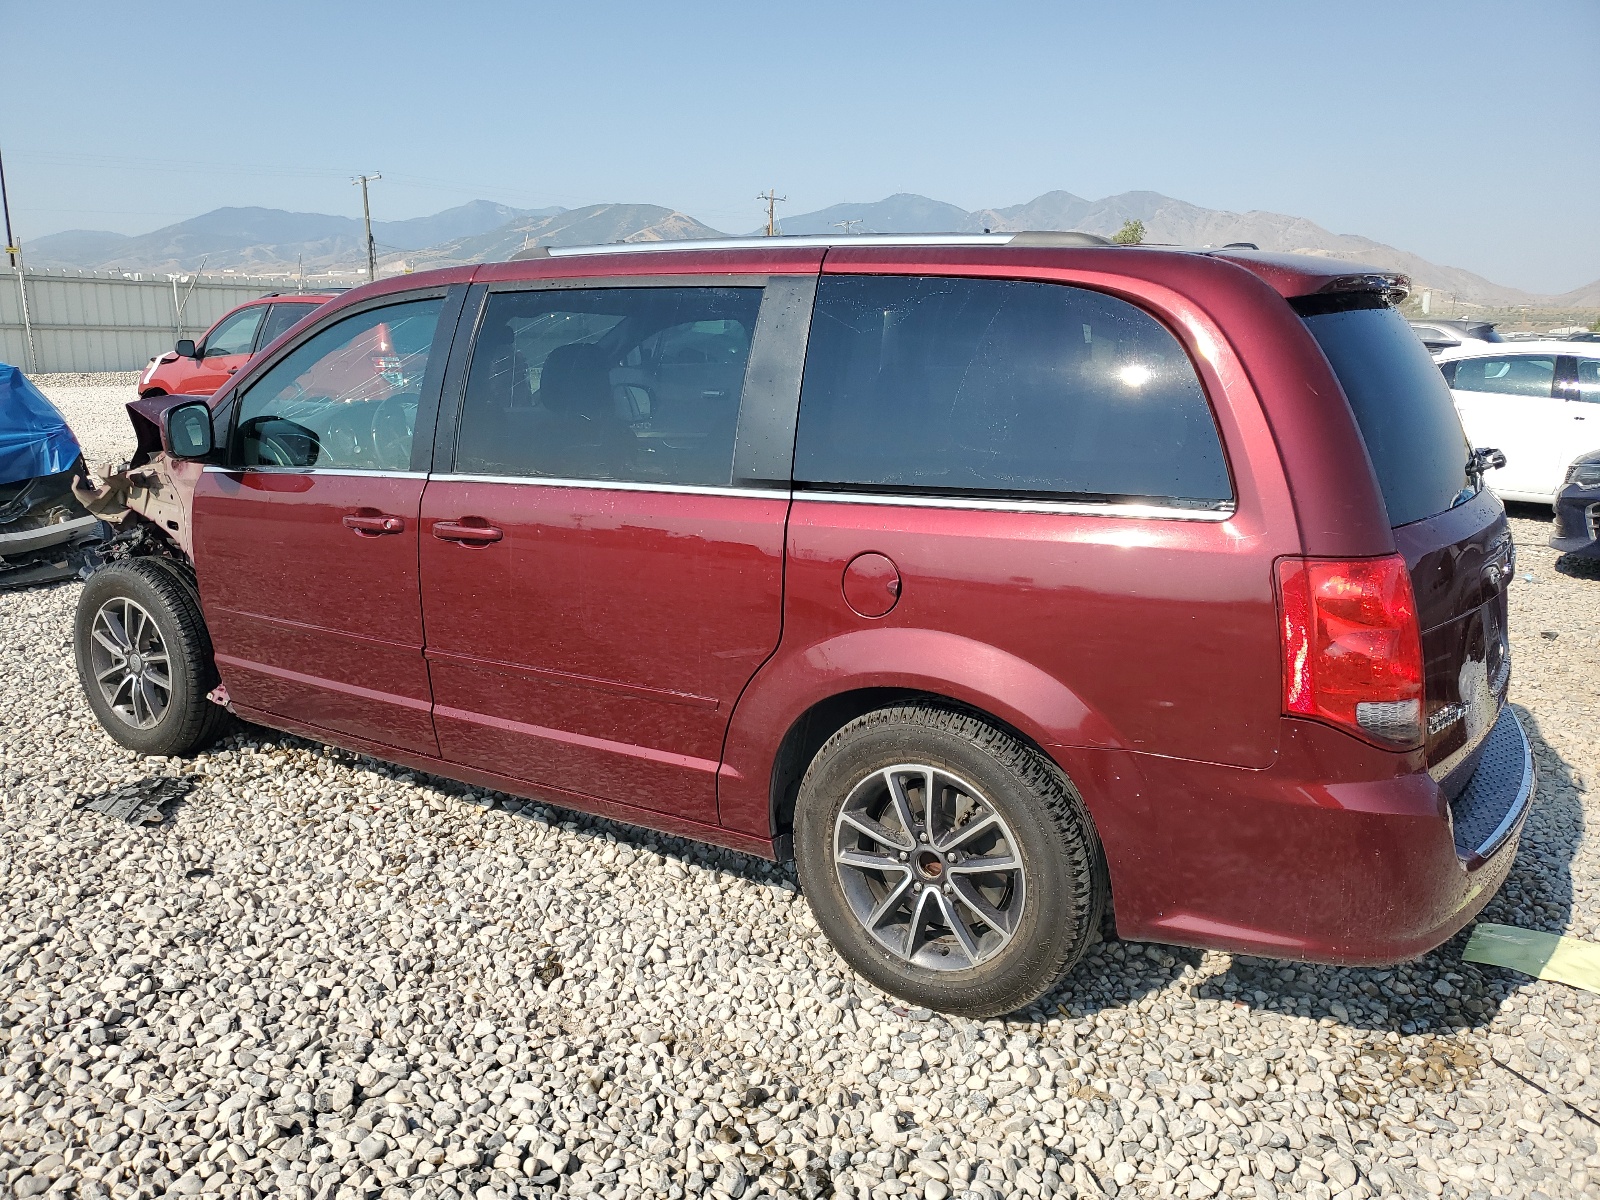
[1300,303,1474,527]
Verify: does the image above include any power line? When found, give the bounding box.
[757,188,786,237]
[352,173,382,282]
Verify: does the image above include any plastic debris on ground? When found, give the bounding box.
[74,776,197,825]
[1463,921,1600,995]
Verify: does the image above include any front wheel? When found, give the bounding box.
[75,559,230,756]
[794,704,1107,1018]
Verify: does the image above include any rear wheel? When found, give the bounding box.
[794,704,1107,1018]
[75,558,230,756]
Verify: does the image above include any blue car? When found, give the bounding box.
[1551,451,1600,560]
[0,363,108,588]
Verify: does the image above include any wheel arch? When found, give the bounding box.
[762,686,1112,882]
[720,626,1127,853]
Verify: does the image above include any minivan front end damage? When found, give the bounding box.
[71,392,209,566]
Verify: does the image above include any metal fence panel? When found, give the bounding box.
[0,267,359,373]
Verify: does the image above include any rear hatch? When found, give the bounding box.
[1298,298,1511,798]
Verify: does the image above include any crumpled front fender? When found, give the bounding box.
[73,453,202,563]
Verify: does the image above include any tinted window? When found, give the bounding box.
[1447,355,1555,398]
[1302,305,1472,527]
[1573,358,1600,403]
[792,276,1231,506]
[455,287,762,486]
[234,298,443,471]
[203,307,264,358]
[257,302,316,349]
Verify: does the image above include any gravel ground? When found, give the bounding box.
[2,376,1597,1200]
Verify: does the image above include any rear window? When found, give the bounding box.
[793,275,1232,507]
[1300,303,1473,527]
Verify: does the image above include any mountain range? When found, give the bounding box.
[24,192,1597,308]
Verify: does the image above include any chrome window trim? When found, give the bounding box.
[202,466,430,480]
[793,489,1234,521]
[431,473,786,500]
[199,466,1235,518]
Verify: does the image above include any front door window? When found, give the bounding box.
[202,307,265,359]
[234,298,443,472]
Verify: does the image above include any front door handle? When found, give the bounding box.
[432,520,504,544]
[343,513,405,536]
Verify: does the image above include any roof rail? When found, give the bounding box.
[506,230,1126,260]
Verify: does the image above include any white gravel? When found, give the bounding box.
[2,376,1597,1200]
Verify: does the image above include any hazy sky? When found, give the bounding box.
[6,1,1598,292]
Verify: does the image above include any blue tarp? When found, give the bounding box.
[0,363,83,486]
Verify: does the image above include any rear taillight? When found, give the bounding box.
[1276,554,1424,749]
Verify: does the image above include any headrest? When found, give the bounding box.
[540,342,612,416]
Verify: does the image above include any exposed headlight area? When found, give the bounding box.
[1564,457,1600,488]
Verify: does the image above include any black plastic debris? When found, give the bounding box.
[74,776,197,825]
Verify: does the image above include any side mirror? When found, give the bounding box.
[175,339,198,358]
[164,401,215,459]
[1472,446,1508,472]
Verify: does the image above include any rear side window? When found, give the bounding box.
[1301,304,1473,527]
[1443,355,1556,398]
[257,303,315,350]
[792,276,1232,507]
[454,286,762,486]
[1575,358,1600,404]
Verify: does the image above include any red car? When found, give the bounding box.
[76,235,1532,1018]
[137,293,335,398]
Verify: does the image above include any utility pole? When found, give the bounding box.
[757,188,786,237]
[352,173,382,281]
[833,219,863,236]
[0,140,17,267]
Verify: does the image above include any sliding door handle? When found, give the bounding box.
[432,520,504,544]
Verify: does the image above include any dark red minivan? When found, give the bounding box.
[75,234,1534,1017]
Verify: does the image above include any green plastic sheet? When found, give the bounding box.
[1463,922,1600,994]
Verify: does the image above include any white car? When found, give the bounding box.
[1435,342,1600,506]
[1408,319,1502,354]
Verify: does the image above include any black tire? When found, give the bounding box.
[794,704,1107,1018]
[74,558,231,757]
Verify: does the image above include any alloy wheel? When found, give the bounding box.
[88,597,172,729]
[833,763,1026,971]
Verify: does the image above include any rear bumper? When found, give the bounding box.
[1078,710,1534,965]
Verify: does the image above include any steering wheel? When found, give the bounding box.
[371,394,418,469]
[255,430,299,467]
